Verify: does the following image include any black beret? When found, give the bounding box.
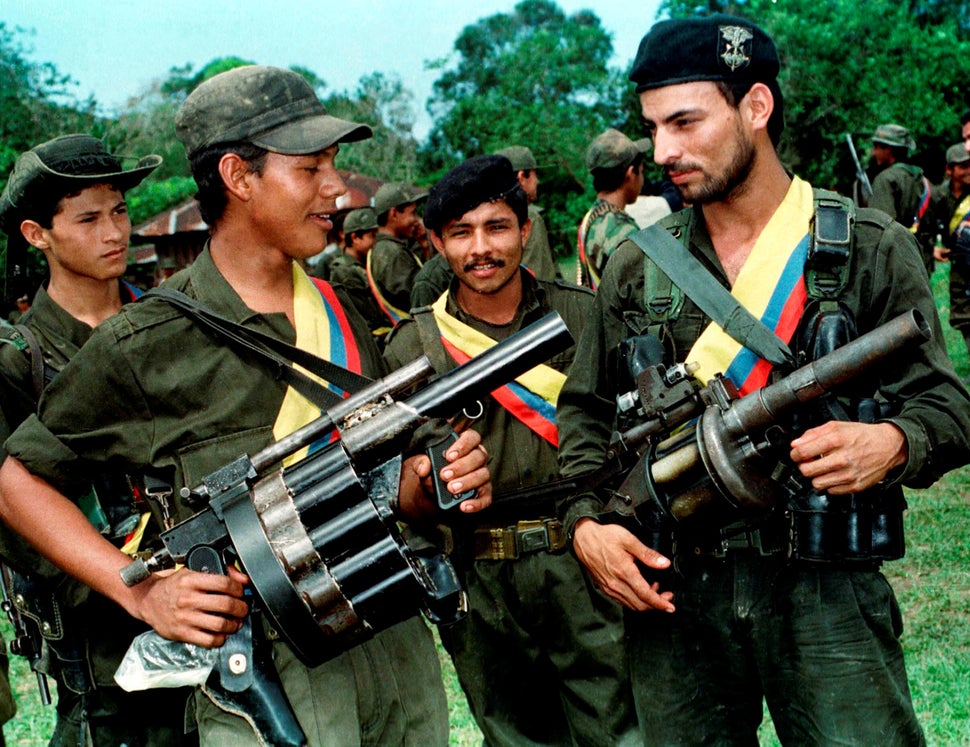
[424,155,520,235]
[630,14,779,93]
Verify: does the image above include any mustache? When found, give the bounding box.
[463,257,506,273]
[667,161,703,174]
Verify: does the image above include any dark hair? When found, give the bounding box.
[14,181,125,232]
[424,155,529,235]
[592,154,643,193]
[961,109,970,127]
[715,79,785,145]
[189,141,269,225]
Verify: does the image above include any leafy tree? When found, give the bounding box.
[424,0,632,256]
[324,72,422,183]
[658,0,970,190]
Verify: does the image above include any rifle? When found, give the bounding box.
[845,133,873,205]
[494,310,930,546]
[0,562,51,705]
[117,312,572,747]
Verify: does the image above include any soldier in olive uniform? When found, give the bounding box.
[494,145,558,281]
[559,16,970,745]
[931,144,970,355]
[328,206,392,343]
[869,123,935,272]
[368,182,428,322]
[577,129,649,288]
[0,135,191,746]
[385,155,637,747]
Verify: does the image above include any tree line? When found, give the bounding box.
[3,0,970,298]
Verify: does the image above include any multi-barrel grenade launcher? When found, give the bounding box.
[117,313,572,746]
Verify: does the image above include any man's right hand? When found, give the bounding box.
[130,565,250,648]
[572,518,676,613]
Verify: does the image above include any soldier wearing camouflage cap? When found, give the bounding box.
[368,182,428,323]
[0,65,493,746]
[559,15,969,745]
[494,145,558,281]
[930,143,970,355]
[868,124,935,271]
[577,128,649,288]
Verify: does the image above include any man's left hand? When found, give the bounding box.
[399,429,492,517]
[790,421,907,494]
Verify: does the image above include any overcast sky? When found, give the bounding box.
[4,0,664,138]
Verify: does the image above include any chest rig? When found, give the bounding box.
[631,192,907,564]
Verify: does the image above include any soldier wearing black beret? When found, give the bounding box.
[558,14,970,745]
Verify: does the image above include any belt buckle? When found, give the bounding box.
[515,520,550,555]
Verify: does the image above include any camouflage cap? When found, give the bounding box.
[372,182,429,216]
[343,206,378,234]
[175,65,372,157]
[493,145,538,172]
[947,143,970,165]
[0,134,161,234]
[585,129,651,172]
[630,15,779,93]
[872,124,916,151]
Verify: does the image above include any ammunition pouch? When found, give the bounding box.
[790,488,906,564]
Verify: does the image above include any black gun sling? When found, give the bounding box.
[628,224,796,368]
[144,287,372,410]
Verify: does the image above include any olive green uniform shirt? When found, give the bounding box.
[558,198,970,536]
[410,252,453,309]
[871,162,935,272]
[369,233,422,315]
[328,251,390,336]
[522,204,557,282]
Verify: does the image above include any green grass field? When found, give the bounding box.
[0,263,967,745]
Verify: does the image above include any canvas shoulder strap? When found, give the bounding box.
[805,189,855,301]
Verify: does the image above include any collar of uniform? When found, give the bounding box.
[442,266,544,327]
[182,244,296,340]
[23,282,103,352]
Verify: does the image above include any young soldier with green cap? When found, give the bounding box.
[328,206,392,342]
[0,134,193,746]
[558,15,970,745]
[494,145,558,281]
[0,65,491,746]
[368,181,428,323]
[577,128,649,288]
[384,154,637,746]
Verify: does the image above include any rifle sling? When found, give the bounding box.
[628,225,795,368]
[146,288,372,409]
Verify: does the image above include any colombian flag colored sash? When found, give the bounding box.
[366,249,411,324]
[431,294,565,447]
[686,177,813,395]
[949,195,970,237]
[274,264,362,464]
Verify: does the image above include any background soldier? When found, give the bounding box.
[932,143,970,359]
[494,145,559,280]
[559,15,970,745]
[385,155,638,746]
[328,206,392,344]
[577,128,648,288]
[0,135,196,745]
[368,181,428,322]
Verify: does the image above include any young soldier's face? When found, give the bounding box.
[27,183,130,282]
[641,80,756,205]
[247,146,346,260]
[433,200,530,297]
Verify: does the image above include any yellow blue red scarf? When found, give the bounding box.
[431,293,565,447]
[274,263,362,465]
[687,176,813,395]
